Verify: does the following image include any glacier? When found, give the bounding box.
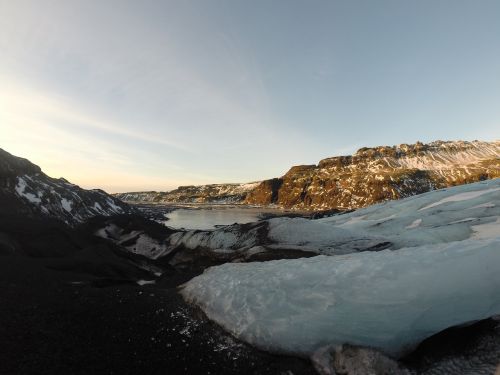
[171,178,499,256]
[180,179,500,358]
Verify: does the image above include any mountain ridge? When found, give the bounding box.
[115,140,500,210]
[0,148,136,225]
[115,182,260,204]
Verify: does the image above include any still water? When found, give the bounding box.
[164,207,281,230]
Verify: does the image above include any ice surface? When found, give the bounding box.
[418,187,500,211]
[471,218,500,240]
[181,179,500,358]
[168,222,263,252]
[169,179,500,255]
[169,229,239,250]
[467,201,495,210]
[317,179,500,250]
[181,237,500,357]
[267,217,387,254]
[131,234,170,259]
[95,224,171,259]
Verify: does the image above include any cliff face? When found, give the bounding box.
[245,140,500,210]
[114,140,499,211]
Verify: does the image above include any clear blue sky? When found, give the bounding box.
[1,0,499,192]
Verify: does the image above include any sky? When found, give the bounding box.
[1,0,499,193]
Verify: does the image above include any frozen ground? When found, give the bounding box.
[180,179,500,363]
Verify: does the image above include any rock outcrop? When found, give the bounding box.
[245,140,500,210]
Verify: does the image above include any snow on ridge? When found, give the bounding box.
[418,187,500,211]
[61,198,73,212]
[394,140,500,171]
[93,202,103,212]
[12,174,133,225]
[106,197,124,213]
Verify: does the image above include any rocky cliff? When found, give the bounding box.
[245,140,500,210]
[114,140,499,211]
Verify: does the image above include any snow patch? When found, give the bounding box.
[405,219,422,229]
[137,280,156,286]
[467,202,495,210]
[449,217,477,224]
[471,218,500,240]
[61,198,73,212]
[106,198,124,213]
[419,187,500,211]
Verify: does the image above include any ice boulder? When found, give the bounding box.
[181,237,500,357]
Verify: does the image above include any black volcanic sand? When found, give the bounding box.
[0,212,315,374]
[0,254,316,375]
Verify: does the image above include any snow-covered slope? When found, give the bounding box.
[0,148,135,225]
[180,179,500,360]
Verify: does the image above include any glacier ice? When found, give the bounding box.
[95,223,172,259]
[180,179,500,358]
[181,237,500,357]
[170,179,500,255]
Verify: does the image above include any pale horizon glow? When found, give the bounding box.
[1,0,499,193]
